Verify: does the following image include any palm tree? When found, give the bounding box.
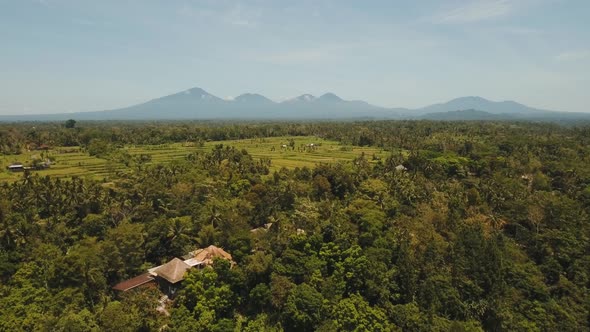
[166,217,193,255]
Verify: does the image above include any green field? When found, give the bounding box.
[0,136,388,182]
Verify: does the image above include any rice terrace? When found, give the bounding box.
[1,136,388,182]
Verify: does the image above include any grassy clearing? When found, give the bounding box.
[0,136,389,182]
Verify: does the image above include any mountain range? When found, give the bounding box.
[0,87,588,122]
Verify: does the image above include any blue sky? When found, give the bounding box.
[0,0,588,114]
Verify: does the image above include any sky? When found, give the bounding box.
[0,0,589,115]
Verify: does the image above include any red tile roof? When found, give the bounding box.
[112,273,155,292]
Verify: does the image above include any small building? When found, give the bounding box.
[112,246,234,297]
[7,164,24,172]
[112,273,155,292]
[394,164,408,171]
[191,245,234,267]
[149,258,191,297]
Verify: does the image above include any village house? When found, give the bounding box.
[192,245,235,267]
[6,162,50,172]
[112,245,234,297]
[7,164,25,172]
[395,164,408,171]
[112,273,155,292]
[149,258,191,297]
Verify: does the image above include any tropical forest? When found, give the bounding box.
[0,120,589,331]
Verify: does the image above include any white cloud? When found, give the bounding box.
[501,26,542,36]
[555,50,590,62]
[177,3,261,27]
[432,0,514,24]
[177,4,216,19]
[256,43,363,65]
[224,4,261,26]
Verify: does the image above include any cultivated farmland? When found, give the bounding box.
[0,136,388,182]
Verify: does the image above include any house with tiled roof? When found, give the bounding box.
[112,245,234,297]
[147,258,192,296]
[112,273,155,292]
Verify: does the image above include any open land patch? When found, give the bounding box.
[0,136,388,182]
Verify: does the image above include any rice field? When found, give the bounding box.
[0,136,389,182]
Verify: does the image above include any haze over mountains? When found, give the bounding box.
[0,87,587,122]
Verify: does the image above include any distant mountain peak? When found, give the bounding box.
[171,87,217,100]
[419,96,546,115]
[234,93,274,103]
[290,94,316,102]
[449,96,489,103]
[184,87,210,95]
[318,92,344,102]
[153,86,223,104]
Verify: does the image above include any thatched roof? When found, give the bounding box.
[192,245,233,266]
[153,258,191,284]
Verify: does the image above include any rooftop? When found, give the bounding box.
[192,245,233,265]
[112,273,155,292]
[152,258,191,284]
[183,257,204,267]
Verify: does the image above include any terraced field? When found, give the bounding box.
[0,148,109,182]
[0,136,388,182]
[202,136,387,170]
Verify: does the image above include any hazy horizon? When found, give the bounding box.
[1,0,589,115]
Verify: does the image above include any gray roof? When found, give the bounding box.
[152,258,191,284]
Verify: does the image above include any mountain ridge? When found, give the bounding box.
[416,96,550,115]
[0,87,586,121]
[419,109,516,121]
